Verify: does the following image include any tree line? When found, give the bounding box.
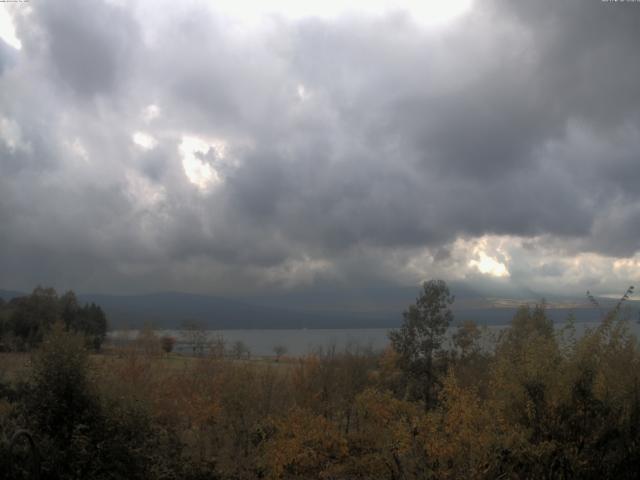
[0,286,107,351]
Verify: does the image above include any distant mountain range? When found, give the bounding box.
[0,289,23,302]
[2,286,638,330]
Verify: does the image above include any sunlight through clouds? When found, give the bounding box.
[0,7,22,50]
[469,251,509,278]
[296,84,309,101]
[132,132,158,150]
[178,136,224,192]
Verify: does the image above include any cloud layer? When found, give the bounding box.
[1,0,640,296]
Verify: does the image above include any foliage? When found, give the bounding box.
[261,407,348,479]
[6,286,60,350]
[452,320,482,358]
[15,323,187,479]
[389,279,454,408]
[0,287,108,351]
[23,323,99,442]
[60,291,108,350]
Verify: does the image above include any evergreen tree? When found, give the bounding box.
[389,279,454,409]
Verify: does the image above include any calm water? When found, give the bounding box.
[108,321,640,357]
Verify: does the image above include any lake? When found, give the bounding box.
[108,320,640,357]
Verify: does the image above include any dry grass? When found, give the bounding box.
[0,348,299,389]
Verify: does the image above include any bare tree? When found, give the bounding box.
[210,333,226,358]
[230,340,250,360]
[136,323,160,356]
[181,320,209,356]
[273,345,287,362]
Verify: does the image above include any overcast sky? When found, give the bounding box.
[1,0,639,298]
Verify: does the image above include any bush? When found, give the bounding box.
[19,323,186,479]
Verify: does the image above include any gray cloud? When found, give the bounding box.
[1,0,640,296]
[34,0,140,97]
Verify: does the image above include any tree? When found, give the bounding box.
[500,303,554,353]
[273,345,287,362]
[3,288,108,351]
[25,323,98,442]
[21,323,176,478]
[210,333,226,358]
[181,320,209,356]
[161,335,176,354]
[230,340,250,360]
[389,279,454,409]
[60,291,108,350]
[262,408,348,479]
[135,323,160,356]
[8,286,60,349]
[59,290,80,331]
[452,320,481,359]
[76,302,108,350]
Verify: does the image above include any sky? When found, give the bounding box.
[0,0,639,299]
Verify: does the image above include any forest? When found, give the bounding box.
[0,286,107,352]
[0,281,639,479]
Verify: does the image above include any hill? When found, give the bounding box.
[2,287,637,329]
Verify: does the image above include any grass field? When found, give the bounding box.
[1,348,296,388]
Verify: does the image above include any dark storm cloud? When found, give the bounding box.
[1,0,640,294]
[495,0,640,127]
[33,0,140,97]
